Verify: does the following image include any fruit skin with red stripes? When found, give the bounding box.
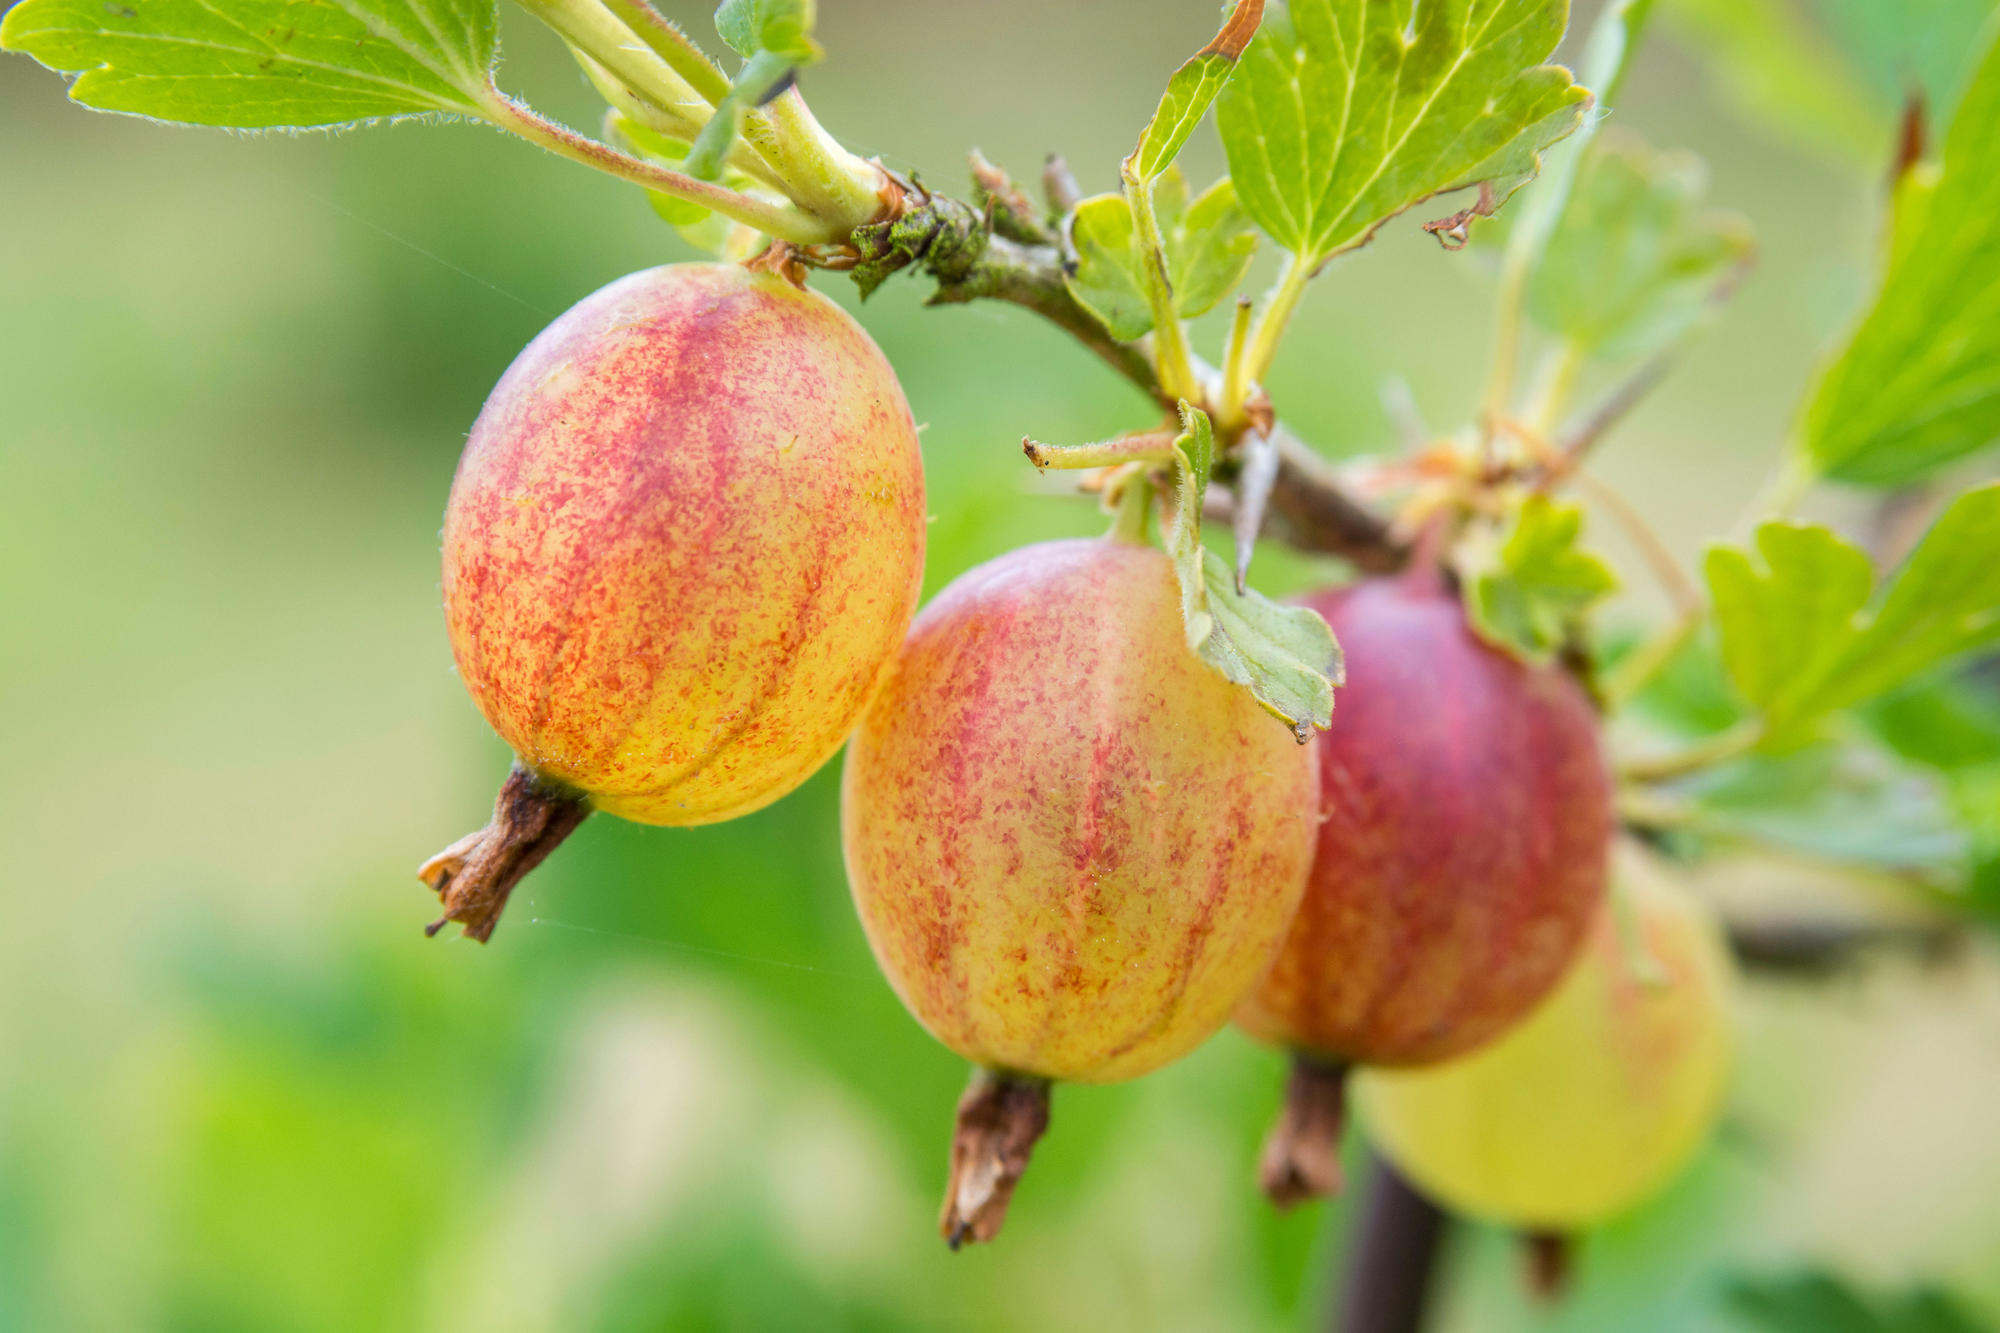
[1239,570,1613,1070]
[442,262,926,827]
[421,262,925,942]
[841,536,1319,1243]
[846,536,1318,1081]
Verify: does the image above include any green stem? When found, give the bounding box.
[1123,165,1199,403]
[1219,296,1255,433]
[597,0,732,104]
[579,57,792,194]
[746,89,889,233]
[1109,468,1158,545]
[1619,718,1763,783]
[1524,338,1587,438]
[475,88,840,244]
[513,0,706,131]
[514,0,885,235]
[1479,0,1659,431]
[1024,431,1178,470]
[1242,253,1312,392]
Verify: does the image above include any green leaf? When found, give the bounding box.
[1527,132,1754,362]
[0,0,496,127]
[1812,482,2000,710]
[1168,176,1261,320]
[689,0,820,180]
[1214,0,1591,265]
[715,0,819,63]
[1679,742,1971,876]
[1065,195,1155,342]
[1168,402,1219,647]
[1197,549,1343,740]
[1161,401,1340,737]
[1707,484,2000,737]
[1800,32,2000,486]
[1705,521,1875,730]
[1865,673,2000,773]
[1130,0,1264,182]
[1466,495,1619,661]
[1064,172,1258,339]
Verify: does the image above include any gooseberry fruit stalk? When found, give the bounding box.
[1352,843,1736,1233]
[842,535,1320,1246]
[423,262,926,941]
[1238,570,1613,1205]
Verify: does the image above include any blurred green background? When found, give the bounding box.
[4,0,2000,1329]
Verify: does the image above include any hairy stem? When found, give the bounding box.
[1243,252,1313,390]
[1023,430,1178,470]
[1125,166,1200,402]
[747,87,890,232]
[477,89,840,244]
[1219,296,1256,430]
[597,0,731,104]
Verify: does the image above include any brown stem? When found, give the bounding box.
[1333,1154,1449,1333]
[1264,427,1409,573]
[1259,1054,1350,1208]
[1726,916,1965,977]
[940,1069,1051,1249]
[853,181,1407,573]
[1522,1230,1572,1302]
[418,765,590,943]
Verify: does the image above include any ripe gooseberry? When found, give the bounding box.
[1237,570,1613,1203]
[422,263,926,940]
[842,535,1320,1245]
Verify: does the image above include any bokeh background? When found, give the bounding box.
[4,0,2000,1328]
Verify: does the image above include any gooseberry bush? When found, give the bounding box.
[9,0,2000,1319]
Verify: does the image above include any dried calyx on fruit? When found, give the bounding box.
[423,263,925,941]
[1238,568,1613,1205]
[1352,843,1736,1237]
[842,536,1320,1247]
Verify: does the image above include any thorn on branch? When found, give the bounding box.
[1232,427,1280,593]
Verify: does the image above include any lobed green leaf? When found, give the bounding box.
[1706,483,2000,739]
[1706,522,1874,731]
[1466,494,1619,661]
[1214,0,1591,265]
[1195,549,1343,740]
[0,0,497,128]
[1528,132,1754,363]
[1064,172,1258,340]
[1799,32,2000,486]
